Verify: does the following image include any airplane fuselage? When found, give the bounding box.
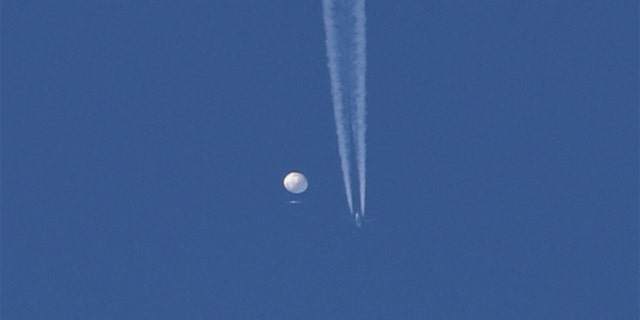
[354,211,363,227]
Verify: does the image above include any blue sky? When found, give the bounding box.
[3,1,638,319]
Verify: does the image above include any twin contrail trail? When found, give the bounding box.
[322,0,367,217]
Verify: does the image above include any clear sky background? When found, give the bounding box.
[3,1,638,319]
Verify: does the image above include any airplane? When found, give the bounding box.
[353,211,363,228]
[341,211,371,228]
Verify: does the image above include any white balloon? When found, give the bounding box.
[283,172,308,194]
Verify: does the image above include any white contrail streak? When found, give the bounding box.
[323,0,354,214]
[322,0,366,217]
[353,0,367,216]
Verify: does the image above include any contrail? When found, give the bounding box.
[322,0,354,214]
[353,0,367,216]
[322,0,367,217]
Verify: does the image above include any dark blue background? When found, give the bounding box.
[4,1,638,319]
